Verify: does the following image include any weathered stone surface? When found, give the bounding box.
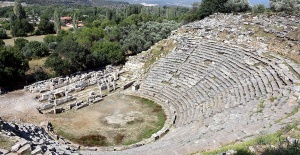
[11,143,21,152]
[16,144,31,155]
[0,148,9,154]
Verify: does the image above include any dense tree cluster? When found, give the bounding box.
[42,16,178,76]
[270,0,300,12]
[183,0,252,22]
[224,0,251,13]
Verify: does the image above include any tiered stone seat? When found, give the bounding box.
[89,39,297,155]
[102,37,300,155]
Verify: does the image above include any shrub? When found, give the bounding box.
[252,4,266,14]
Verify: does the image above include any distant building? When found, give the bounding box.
[62,17,84,28]
[60,16,72,24]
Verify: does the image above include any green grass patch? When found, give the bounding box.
[56,128,109,146]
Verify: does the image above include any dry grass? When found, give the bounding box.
[3,35,47,46]
[0,135,15,150]
[29,57,47,68]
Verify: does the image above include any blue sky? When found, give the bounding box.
[250,0,269,6]
[123,0,269,7]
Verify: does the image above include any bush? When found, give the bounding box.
[252,4,266,14]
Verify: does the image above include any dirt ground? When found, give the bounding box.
[0,90,45,124]
[48,93,161,146]
[0,90,163,146]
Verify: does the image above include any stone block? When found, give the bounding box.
[16,144,31,155]
[11,143,21,152]
[31,146,42,155]
[0,148,9,154]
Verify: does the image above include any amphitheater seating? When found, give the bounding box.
[109,37,300,154]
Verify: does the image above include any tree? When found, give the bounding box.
[53,10,61,34]
[76,27,104,49]
[45,53,70,76]
[105,26,121,42]
[195,0,227,20]
[55,37,90,73]
[91,40,124,66]
[13,0,26,20]
[11,0,34,37]
[224,0,251,12]
[22,41,49,58]
[122,31,146,55]
[0,46,29,87]
[270,0,300,12]
[37,16,55,35]
[11,19,34,37]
